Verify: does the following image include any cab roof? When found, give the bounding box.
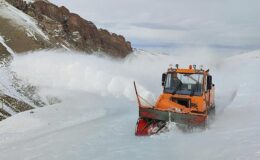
[167,65,209,74]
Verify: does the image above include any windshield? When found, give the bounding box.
[164,73,203,96]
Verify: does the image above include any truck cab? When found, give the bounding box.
[158,64,215,114]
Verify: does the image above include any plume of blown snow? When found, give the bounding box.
[10,50,156,104]
[10,48,230,105]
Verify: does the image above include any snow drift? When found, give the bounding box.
[0,49,259,160]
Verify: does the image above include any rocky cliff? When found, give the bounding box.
[1,0,133,58]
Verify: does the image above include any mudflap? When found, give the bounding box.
[135,118,167,136]
[206,105,216,125]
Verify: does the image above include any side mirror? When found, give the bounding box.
[207,75,212,90]
[162,73,167,86]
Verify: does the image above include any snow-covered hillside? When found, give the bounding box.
[0,50,259,159]
[0,0,49,40]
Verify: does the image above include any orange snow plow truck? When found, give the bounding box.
[134,64,215,136]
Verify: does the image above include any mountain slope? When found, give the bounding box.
[0,0,51,60]
[0,0,133,58]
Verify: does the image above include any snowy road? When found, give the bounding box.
[0,50,260,159]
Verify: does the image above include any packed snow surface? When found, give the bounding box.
[0,50,260,159]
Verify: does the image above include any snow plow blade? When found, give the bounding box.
[135,107,207,136]
[139,107,207,125]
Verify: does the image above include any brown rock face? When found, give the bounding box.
[6,0,133,58]
[32,1,70,23]
[6,0,27,11]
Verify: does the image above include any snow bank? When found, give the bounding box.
[0,113,44,133]
[0,91,109,145]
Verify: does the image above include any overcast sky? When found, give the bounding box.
[50,0,260,53]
